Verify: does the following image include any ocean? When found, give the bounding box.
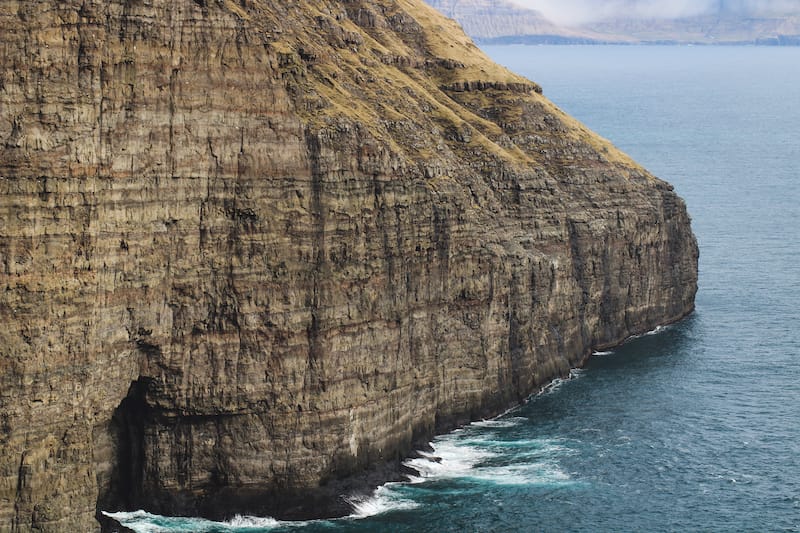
[106,46,800,532]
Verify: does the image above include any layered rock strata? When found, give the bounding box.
[0,0,698,530]
[425,0,586,42]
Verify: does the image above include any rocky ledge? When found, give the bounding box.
[0,0,697,530]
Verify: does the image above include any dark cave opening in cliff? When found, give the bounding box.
[97,378,150,521]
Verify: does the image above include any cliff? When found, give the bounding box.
[0,0,698,530]
[424,0,596,42]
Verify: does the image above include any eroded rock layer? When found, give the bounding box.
[0,0,697,530]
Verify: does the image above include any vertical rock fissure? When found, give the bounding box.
[13,452,32,532]
[304,129,326,396]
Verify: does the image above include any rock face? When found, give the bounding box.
[0,0,697,530]
[425,0,579,41]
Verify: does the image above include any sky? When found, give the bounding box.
[511,0,800,26]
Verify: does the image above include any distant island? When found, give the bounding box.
[427,0,800,45]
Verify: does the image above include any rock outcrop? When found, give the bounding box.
[0,0,697,530]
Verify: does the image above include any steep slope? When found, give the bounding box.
[0,0,697,530]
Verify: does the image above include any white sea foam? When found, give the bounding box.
[226,515,283,528]
[471,462,572,486]
[535,368,585,397]
[102,509,286,532]
[102,511,166,533]
[464,435,573,464]
[471,416,527,429]
[542,378,562,393]
[403,432,574,489]
[464,436,560,448]
[404,439,494,480]
[345,484,419,518]
[645,325,668,336]
[627,324,671,342]
[539,377,568,395]
[592,350,614,356]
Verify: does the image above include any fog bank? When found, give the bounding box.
[512,0,800,26]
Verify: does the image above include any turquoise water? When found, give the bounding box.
[108,46,800,532]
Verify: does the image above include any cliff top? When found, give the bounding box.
[243,0,641,168]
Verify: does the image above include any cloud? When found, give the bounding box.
[511,0,800,26]
[508,0,712,25]
[722,0,800,14]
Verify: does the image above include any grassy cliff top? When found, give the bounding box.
[228,0,643,172]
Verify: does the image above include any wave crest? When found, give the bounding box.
[102,510,284,532]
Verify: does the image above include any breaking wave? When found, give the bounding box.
[537,368,585,396]
[101,510,285,533]
[471,416,528,429]
[106,372,583,532]
[404,427,575,488]
[344,484,420,518]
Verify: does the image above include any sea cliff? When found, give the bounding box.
[0,0,698,530]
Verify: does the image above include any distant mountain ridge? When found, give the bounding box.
[426,0,800,44]
[424,0,586,41]
[425,0,612,43]
[589,13,800,44]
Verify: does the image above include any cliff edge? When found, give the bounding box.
[0,0,698,530]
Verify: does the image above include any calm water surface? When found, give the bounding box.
[109,46,800,532]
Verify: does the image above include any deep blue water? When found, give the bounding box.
[108,46,800,532]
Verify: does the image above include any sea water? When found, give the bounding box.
[108,46,800,532]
